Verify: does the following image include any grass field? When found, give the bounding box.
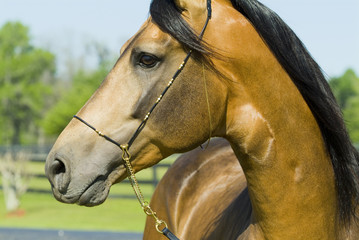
[0,192,145,232]
[0,155,177,232]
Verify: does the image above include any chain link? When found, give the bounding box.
[120,144,168,234]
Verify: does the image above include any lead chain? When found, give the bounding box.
[120,144,168,234]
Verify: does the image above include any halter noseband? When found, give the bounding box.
[73,1,212,239]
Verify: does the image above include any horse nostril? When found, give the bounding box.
[52,159,66,175]
[49,159,69,194]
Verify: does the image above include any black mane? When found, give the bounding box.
[150,0,359,224]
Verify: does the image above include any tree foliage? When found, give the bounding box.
[329,69,359,143]
[0,22,55,145]
[42,67,108,135]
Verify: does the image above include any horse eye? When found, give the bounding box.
[138,54,159,68]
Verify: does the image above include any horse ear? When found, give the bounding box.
[174,0,207,18]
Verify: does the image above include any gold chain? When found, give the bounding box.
[120,144,168,233]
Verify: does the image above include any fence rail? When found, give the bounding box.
[0,146,174,199]
[2,144,359,198]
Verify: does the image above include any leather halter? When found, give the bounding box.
[74,1,212,239]
[75,0,211,156]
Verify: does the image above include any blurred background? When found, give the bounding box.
[0,0,358,236]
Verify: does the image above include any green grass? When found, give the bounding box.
[0,155,177,232]
[0,191,145,232]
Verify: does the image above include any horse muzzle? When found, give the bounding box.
[45,152,126,206]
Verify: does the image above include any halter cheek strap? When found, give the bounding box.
[125,0,212,151]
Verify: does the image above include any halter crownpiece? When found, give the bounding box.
[73,1,212,239]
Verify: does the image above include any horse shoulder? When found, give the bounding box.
[144,138,252,240]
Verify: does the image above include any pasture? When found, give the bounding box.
[0,152,175,232]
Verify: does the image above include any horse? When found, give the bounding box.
[45,0,359,239]
[143,138,252,240]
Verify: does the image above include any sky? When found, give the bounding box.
[0,0,358,78]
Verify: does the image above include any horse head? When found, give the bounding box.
[45,0,228,206]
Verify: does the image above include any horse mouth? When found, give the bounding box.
[52,165,127,207]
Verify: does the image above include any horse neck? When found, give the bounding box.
[222,57,339,238]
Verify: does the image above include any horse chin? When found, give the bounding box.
[77,178,110,206]
[77,165,128,207]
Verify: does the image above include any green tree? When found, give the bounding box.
[43,67,108,135]
[344,96,359,143]
[329,69,359,143]
[0,22,55,145]
[329,69,359,109]
[42,40,113,136]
